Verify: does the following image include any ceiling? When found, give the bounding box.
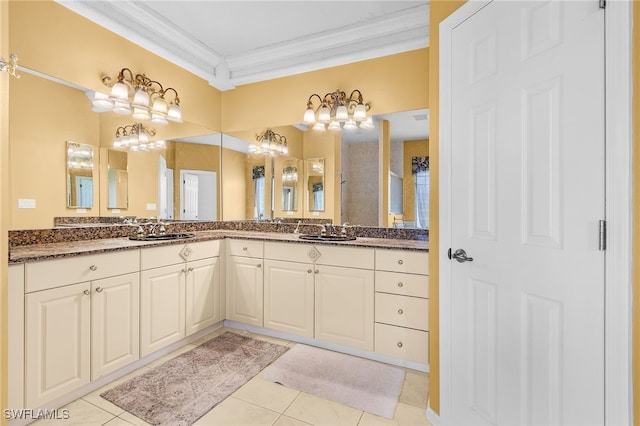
[56,0,429,90]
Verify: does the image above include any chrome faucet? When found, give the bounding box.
[293,220,302,234]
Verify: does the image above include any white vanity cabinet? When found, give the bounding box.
[23,251,140,408]
[374,249,429,364]
[226,239,264,327]
[140,240,220,357]
[314,246,375,351]
[263,242,315,338]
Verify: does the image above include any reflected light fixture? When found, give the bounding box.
[0,53,20,78]
[303,88,371,131]
[113,122,166,152]
[91,68,182,125]
[282,166,298,183]
[249,129,289,156]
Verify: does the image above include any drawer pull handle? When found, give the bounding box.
[89,265,98,271]
[315,270,319,274]
[188,267,194,272]
[242,247,248,251]
[397,341,403,348]
[257,264,262,268]
[307,269,313,274]
[95,287,103,293]
[181,269,187,274]
[397,282,404,288]
[83,289,91,296]
[397,309,404,315]
[397,260,404,265]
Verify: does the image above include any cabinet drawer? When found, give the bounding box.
[314,245,374,269]
[264,241,315,264]
[375,249,428,275]
[375,323,429,364]
[375,271,429,298]
[141,240,220,270]
[228,239,264,258]
[26,250,140,293]
[375,293,429,331]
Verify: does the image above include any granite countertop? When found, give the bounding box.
[9,230,428,264]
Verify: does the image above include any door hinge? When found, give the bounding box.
[599,0,605,9]
[598,220,607,251]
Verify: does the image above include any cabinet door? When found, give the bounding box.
[25,282,91,408]
[91,272,140,380]
[315,265,375,350]
[185,257,220,336]
[226,256,263,326]
[140,264,186,357]
[264,260,314,337]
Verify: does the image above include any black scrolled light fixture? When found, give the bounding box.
[250,128,289,156]
[113,122,166,152]
[91,67,182,125]
[303,88,373,131]
[0,53,20,79]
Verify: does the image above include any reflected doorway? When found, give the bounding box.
[179,170,217,221]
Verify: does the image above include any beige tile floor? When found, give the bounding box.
[32,327,432,426]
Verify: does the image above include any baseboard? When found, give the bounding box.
[426,405,441,426]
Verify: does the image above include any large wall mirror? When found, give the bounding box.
[66,141,94,208]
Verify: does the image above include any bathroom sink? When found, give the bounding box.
[129,233,195,241]
[298,234,356,242]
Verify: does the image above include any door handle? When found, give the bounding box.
[452,248,473,263]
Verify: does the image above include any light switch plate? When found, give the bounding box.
[18,199,36,209]
[146,203,157,211]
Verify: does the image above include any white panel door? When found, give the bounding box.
[140,265,186,357]
[91,272,140,379]
[182,172,199,220]
[444,1,605,425]
[25,282,91,407]
[264,259,315,338]
[185,257,220,335]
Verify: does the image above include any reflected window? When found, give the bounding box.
[312,182,324,211]
[413,156,429,229]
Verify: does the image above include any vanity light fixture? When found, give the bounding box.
[303,88,371,131]
[91,68,182,125]
[249,129,289,156]
[113,122,166,152]
[0,53,20,78]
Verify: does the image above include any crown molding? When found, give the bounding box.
[56,1,428,91]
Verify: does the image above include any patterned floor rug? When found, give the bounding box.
[262,344,405,419]
[101,332,288,426]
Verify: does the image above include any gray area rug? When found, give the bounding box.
[101,332,288,426]
[262,344,406,419]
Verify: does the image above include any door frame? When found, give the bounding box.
[436,1,633,425]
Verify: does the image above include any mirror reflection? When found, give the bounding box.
[107,149,128,209]
[281,159,299,212]
[66,141,94,208]
[306,158,325,212]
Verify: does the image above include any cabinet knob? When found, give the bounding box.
[397,282,404,288]
[89,265,98,271]
[83,289,91,296]
[397,309,404,315]
[257,264,262,268]
[397,260,404,265]
[188,267,194,272]
[397,341,403,348]
[307,269,313,274]
[242,247,248,251]
[181,269,187,274]
[314,270,319,274]
[95,287,103,293]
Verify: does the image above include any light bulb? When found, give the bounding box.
[167,104,182,122]
[303,107,316,124]
[318,105,331,123]
[109,81,129,102]
[353,103,367,121]
[335,105,348,121]
[132,88,150,108]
